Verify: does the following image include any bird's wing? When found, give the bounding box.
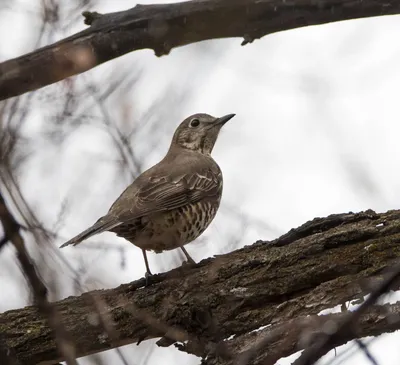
[60,165,222,248]
[114,167,222,222]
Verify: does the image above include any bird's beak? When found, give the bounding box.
[215,113,235,126]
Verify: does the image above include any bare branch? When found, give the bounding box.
[1,0,400,100]
[355,339,379,365]
[294,260,400,365]
[0,192,78,365]
[230,302,400,365]
[2,209,400,364]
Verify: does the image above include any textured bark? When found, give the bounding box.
[225,302,400,365]
[1,209,400,364]
[1,0,400,100]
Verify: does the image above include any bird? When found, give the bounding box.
[60,112,235,277]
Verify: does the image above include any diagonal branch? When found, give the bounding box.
[293,260,400,365]
[1,0,400,101]
[1,209,400,364]
[230,302,400,365]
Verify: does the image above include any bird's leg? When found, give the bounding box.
[180,246,196,265]
[142,249,153,285]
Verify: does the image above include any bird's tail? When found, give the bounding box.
[59,217,121,248]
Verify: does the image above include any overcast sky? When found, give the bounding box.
[1,0,400,364]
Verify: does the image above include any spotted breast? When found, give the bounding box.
[111,199,219,253]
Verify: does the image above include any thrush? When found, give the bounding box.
[60,113,235,276]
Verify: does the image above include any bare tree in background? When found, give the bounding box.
[0,2,273,364]
[2,1,400,365]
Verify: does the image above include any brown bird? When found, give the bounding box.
[60,113,235,276]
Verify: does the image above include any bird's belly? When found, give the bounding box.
[135,200,218,253]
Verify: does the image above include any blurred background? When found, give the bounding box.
[1,0,400,364]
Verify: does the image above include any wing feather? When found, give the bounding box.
[117,168,222,222]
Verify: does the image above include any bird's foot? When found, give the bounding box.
[145,271,153,287]
[181,258,196,268]
[179,246,196,266]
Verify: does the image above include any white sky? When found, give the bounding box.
[1,1,400,364]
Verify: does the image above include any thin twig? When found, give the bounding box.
[355,339,379,365]
[0,192,78,365]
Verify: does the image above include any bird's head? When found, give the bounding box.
[170,113,235,155]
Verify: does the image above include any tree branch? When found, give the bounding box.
[231,302,400,365]
[293,259,400,365]
[1,0,400,101]
[1,209,400,364]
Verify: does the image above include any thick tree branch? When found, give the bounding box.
[231,302,400,365]
[1,209,400,364]
[294,260,400,365]
[1,0,400,101]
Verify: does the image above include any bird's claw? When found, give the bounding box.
[145,271,153,286]
[181,259,196,268]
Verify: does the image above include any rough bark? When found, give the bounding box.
[1,209,400,364]
[1,0,400,101]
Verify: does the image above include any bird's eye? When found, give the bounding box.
[189,118,200,128]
